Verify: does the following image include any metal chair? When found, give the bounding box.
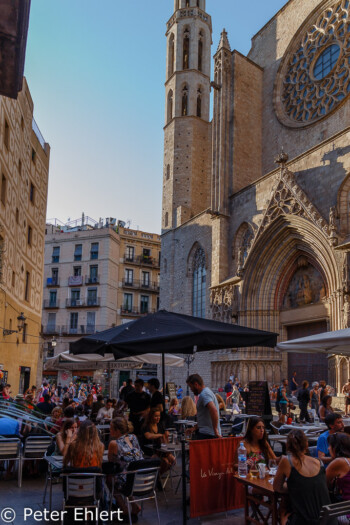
[61,471,105,525]
[0,437,22,487]
[319,500,350,524]
[121,462,161,525]
[20,435,52,487]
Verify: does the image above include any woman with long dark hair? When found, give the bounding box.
[319,394,334,422]
[273,429,335,525]
[240,417,276,468]
[297,380,310,422]
[326,433,350,502]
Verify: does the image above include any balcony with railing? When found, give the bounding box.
[66,298,100,308]
[43,325,60,335]
[43,299,59,309]
[120,307,156,317]
[61,324,110,336]
[123,254,160,268]
[68,275,83,287]
[46,277,60,287]
[85,275,100,285]
[122,279,159,292]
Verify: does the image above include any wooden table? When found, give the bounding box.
[235,474,281,525]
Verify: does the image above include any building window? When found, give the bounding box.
[198,37,203,71]
[74,244,82,261]
[27,225,32,245]
[89,265,98,282]
[168,33,175,77]
[166,165,170,180]
[140,295,149,314]
[1,174,6,205]
[4,119,9,149]
[25,271,30,301]
[123,293,133,312]
[52,246,60,263]
[73,266,81,276]
[125,269,133,285]
[313,44,340,81]
[49,290,57,307]
[22,323,27,343]
[183,30,190,70]
[70,312,78,333]
[126,246,134,262]
[47,313,56,333]
[51,268,59,285]
[29,183,35,204]
[142,271,150,287]
[31,148,36,163]
[87,288,97,306]
[90,242,99,260]
[182,85,188,116]
[167,90,173,123]
[71,289,80,306]
[197,88,202,118]
[192,247,206,318]
[87,311,96,333]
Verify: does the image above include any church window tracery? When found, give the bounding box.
[182,85,189,116]
[183,30,190,70]
[192,247,206,318]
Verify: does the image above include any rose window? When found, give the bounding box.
[274,0,350,128]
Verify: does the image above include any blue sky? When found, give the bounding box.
[24,0,287,233]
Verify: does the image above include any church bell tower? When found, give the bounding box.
[162,0,212,231]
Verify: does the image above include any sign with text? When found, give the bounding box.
[246,381,272,417]
[167,382,176,400]
[189,437,245,518]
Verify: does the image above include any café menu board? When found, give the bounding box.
[167,382,177,401]
[246,381,272,417]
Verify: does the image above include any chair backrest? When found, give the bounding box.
[319,500,350,524]
[23,436,52,458]
[124,458,161,498]
[64,473,99,501]
[0,437,21,458]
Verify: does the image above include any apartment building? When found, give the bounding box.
[118,226,161,324]
[42,217,120,369]
[0,78,50,394]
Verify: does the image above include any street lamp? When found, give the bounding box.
[3,312,26,336]
[185,346,197,395]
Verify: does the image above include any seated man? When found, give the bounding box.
[90,394,104,422]
[317,412,344,465]
[0,417,20,437]
[96,399,114,422]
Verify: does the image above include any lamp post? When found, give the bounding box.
[185,346,197,395]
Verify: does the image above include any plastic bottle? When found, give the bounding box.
[238,442,248,478]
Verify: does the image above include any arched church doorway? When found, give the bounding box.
[287,321,328,386]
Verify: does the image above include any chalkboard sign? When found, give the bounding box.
[167,382,177,401]
[246,381,272,417]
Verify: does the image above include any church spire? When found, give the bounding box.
[216,28,231,53]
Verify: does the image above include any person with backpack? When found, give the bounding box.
[277,379,289,423]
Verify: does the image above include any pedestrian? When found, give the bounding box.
[224,379,233,407]
[186,374,221,439]
[290,371,298,396]
[119,378,134,401]
[297,380,310,422]
[342,378,350,416]
[277,379,289,424]
[309,382,320,414]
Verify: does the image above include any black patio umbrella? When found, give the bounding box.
[70,309,278,357]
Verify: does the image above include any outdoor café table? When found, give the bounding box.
[279,423,326,434]
[235,473,281,525]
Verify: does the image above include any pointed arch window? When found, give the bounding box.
[196,88,202,117]
[198,32,203,72]
[183,30,190,70]
[182,85,188,116]
[168,34,175,77]
[167,90,173,123]
[192,247,206,318]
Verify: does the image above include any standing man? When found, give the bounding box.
[342,379,350,416]
[290,371,298,397]
[126,378,151,435]
[317,413,344,464]
[278,379,289,423]
[120,379,134,401]
[148,378,165,413]
[186,374,221,439]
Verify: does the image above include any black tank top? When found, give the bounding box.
[286,455,336,525]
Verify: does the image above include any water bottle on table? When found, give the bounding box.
[238,442,247,478]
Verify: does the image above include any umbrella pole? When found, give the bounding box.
[108,362,111,398]
[182,436,187,525]
[162,353,165,399]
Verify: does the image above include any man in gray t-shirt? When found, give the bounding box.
[186,374,221,439]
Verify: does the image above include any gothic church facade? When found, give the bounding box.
[160,0,350,392]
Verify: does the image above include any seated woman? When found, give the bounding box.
[108,417,143,519]
[326,433,350,502]
[45,406,63,434]
[319,394,334,422]
[142,408,175,474]
[273,429,336,525]
[168,398,180,417]
[83,393,94,416]
[239,416,276,469]
[63,419,104,468]
[56,418,78,455]
[180,396,197,421]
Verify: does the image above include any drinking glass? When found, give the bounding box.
[269,459,277,476]
[250,464,259,479]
